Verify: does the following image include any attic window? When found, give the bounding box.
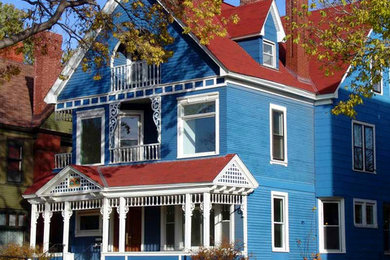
[263,40,276,68]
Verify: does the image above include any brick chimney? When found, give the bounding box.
[285,0,311,82]
[33,31,62,115]
[0,42,24,63]
[240,0,262,4]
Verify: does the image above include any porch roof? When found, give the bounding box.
[24,154,258,196]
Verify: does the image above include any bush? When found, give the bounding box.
[0,243,49,260]
[191,242,248,260]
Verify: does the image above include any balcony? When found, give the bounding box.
[111,62,161,92]
[110,143,160,164]
[54,153,72,169]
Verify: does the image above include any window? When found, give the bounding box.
[77,109,105,165]
[0,211,26,246]
[352,121,375,173]
[271,191,289,252]
[270,104,287,165]
[117,111,143,147]
[75,211,101,237]
[371,60,382,94]
[7,140,23,183]
[318,199,345,253]
[263,40,276,68]
[177,93,219,158]
[384,203,390,253]
[354,199,377,228]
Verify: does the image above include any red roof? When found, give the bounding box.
[24,154,236,195]
[24,172,56,195]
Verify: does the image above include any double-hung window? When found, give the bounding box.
[354,199,377,228]
[270,104,287,164]
[177,93,219,158]
[263,40,276,68]
[318,199,345,253]
[7,140,23,183]
[352,121,375,173]
[371,60,383,94]
[271,191,289,252]
[77,109,105,165]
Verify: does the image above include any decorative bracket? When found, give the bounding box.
[109,102,120,148]
[182,202,195,217]
[150,96,161,143]
[100,204,113,220]
[61,208,73,221]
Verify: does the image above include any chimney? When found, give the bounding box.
[33,31,62,116]
[285,0,311,82]
[240,0,262,5]
[0,42,24,63]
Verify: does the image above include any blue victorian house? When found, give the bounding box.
[22,0,390,259]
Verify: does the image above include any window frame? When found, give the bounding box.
[75,211,102,237]
[263,40,276,68]
[353,198,377,228]
[6,139,23,183]
[370,60,383,95]
[351,120,376,173]
[270,104,288,166]
[115,110,144,148]
[76,108,105,165]
[318,198,346,254]
[177,92,219,159]
[271,191,289,252]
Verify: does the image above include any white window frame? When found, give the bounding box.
[271,191,289,252]
[370,60,383,95]
[76,108,105,165]
[270,104,288,166]
[115,110,144,147]
[263,40,276,68]
[318,198,346,254]
[177,92,219,159]
[353,198,377,228]
[351,120,376,173]
[75,210,102,237]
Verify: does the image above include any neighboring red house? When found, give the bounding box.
[0,32,72,246]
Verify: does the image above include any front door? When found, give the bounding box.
[125,207,142,251]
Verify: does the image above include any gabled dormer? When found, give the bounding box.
[222,0,285,69]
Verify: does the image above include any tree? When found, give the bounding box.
[0,0,238,80]
[289,0,390,117]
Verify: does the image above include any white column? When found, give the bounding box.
[174,205,183,250]
[29,204,38,248]
[214,205,222,246]
[100,197,112,254]
[62,202,73,259]
[241,196,248,256]
[43,202,52,253]
[184,194,194,251]
[229,204,235,244]
[202,193,211,248]
[118,197,129,252]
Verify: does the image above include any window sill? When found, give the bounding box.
[272,248,289,253]
[353,169,376,174]
[354,224,378,229]
[75,230,102,237]
[270,160,288,167]
[178,151,218,159]
[320,250,346,254]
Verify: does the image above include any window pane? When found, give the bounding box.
[355,203,363,224]
[8,145,21,159]
[354,147,363,170]
[7,171,22,183]
[0,213,6,226]
[353,124,362,147]
[323,203,339,226]
[0,230,24,246]
[81,117,102,164]
[8,160,21,172]
[365,127,373,149]
[274,198,283,223]
[272,111,283,136]
[274,223,283,248]
[365,126,374,172]
[79,215,100,230]
[191,207,202,246]
[366,204,374,225]
[9,214,16,226]
[120,116,139,145]
[324,226,340,250]
[264,54,273,67]
[183,117,215,155]
[365,149,374,172]
[264,43,273,55]
[273,136,284,161]
[18,215,24,227]
[183,102,215,116]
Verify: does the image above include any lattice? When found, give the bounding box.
[215,163,250,186]
[50,172,100,194]
[211,194,242,205]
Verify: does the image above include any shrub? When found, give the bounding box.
[0,243,49,260]
[191,242,248,260]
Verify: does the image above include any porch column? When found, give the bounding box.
[29,204,39,248]
[118,197,129,252]
[202,193,211,247]
[43,202,52,253]
[184,194,194,250]
[100,197,112,254]
[62,201,73,258]
[230,204,235,244]
[241,196,248,256]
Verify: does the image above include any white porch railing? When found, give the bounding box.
[110,143,160,164]
[111,62,161,92]
[54,153,72,169]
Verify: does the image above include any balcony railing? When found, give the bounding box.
[111,62,161,92]
[110,143,160,164]
[54,153,72,169]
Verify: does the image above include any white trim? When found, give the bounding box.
[269,104,288,166]
[263,40,277,69]
[351,120,376,174]
[271,191,289,252]
[76,108,105,165]
[177,92,219,159]
[75,210,102,237]
[318,198,346,254]
[353,198,377,228]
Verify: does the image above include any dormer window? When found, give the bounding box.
[263,40,276,68]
